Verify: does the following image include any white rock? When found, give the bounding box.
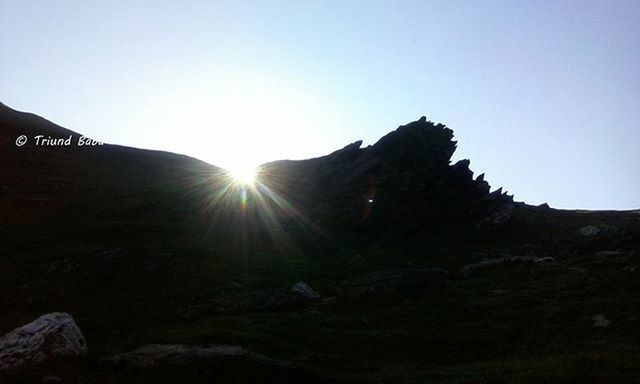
[592,314,612,327]
[0,312,87,371]
[577,225,601,237]
[595,251,627,257]
[461,256,538,274]
[291,281,320,300]
[534,256,557,264]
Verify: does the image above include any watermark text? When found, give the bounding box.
[14,134,103,147]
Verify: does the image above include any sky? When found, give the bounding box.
[1,0,639,209]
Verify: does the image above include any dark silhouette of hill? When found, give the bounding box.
[1,102,511,235]
[0,102,223,223]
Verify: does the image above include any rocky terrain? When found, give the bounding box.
[1,102,639,383]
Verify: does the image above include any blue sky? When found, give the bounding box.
[2,0,639,209]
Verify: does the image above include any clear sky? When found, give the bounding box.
[2,0,639,209]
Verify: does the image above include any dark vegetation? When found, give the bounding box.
[1,102,639,383]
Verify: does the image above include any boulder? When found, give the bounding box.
[0,312,86,371]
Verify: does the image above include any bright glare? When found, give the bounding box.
[142,73,342,175]
[228,165,257,185]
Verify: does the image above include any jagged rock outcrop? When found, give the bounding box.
[258,116,514,231]
[0,312,87,371]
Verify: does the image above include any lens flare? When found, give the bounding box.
[189,163,324,257]
[240,188,248,208]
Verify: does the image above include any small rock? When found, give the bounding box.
[461,256,538,274]
[595,251,627,257]
[42,374,63,383]
[592,314,612,327]
[577,225,602,237]
[291,281,320,300]
[534,257,557,264]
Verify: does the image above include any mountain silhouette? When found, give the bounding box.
[1,102,511,234]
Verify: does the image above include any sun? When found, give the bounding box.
[227,165,257,186]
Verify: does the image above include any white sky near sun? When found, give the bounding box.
[134,71,341,174]
[1,0,639,209]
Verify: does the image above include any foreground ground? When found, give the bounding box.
[2,205,639,383]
